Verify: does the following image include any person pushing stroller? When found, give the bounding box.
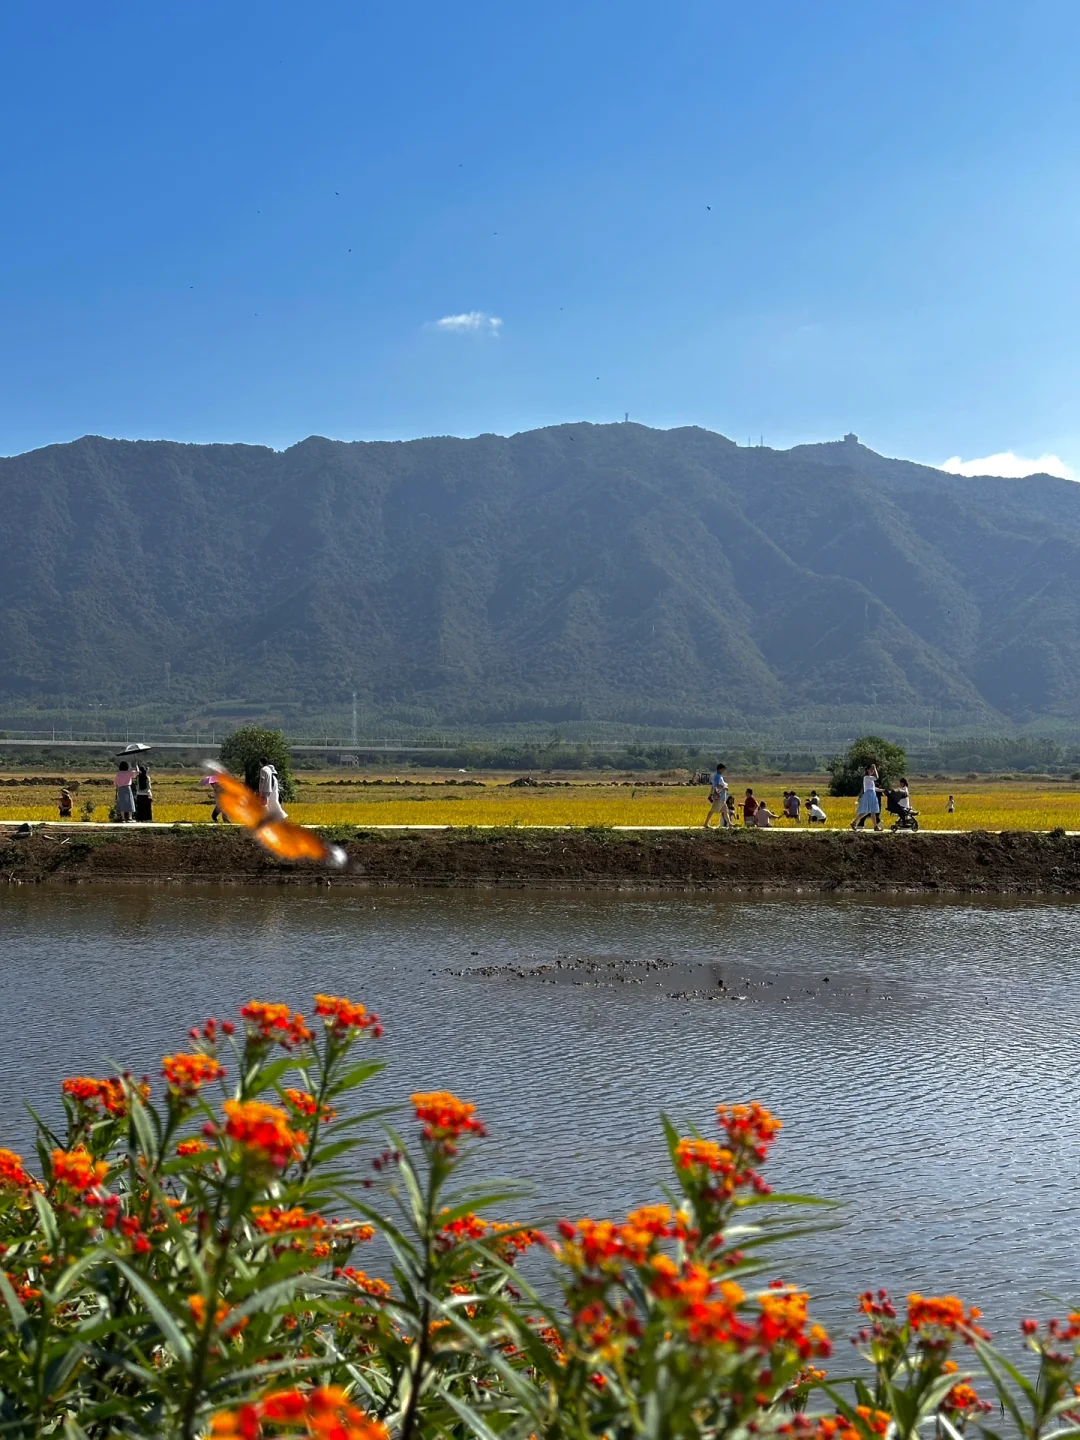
[885,777,919,831]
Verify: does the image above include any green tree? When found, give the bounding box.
[218,725,297,801]
[828,734,907,796]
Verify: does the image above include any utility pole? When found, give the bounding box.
[352,691,358,747]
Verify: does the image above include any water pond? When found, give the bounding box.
[1,885,1078,1335]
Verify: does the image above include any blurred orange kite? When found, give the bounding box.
[204,765,346,867]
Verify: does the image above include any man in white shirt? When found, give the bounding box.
[703,763,731,828]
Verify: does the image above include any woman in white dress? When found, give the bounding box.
[851,763,882,832]
[258,758,288,822]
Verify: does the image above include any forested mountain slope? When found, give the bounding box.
[2,423,1079,727]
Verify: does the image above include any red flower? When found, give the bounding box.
[411,1091,486,1146]
[239,1002,312,1050]
[908,1293,989,1340]
[222,1101,305,1169]
[313,995,383,1038]
[0,1148,37,1190]
[62,1076,147,1117]
[51,1147,108,1194]
[209,1386,390,1439]
[162,1053,226,1098]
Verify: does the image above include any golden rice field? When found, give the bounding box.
[2,779,1080,831]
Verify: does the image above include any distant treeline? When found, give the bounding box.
[921,736,1080,774]
[2,735,1079,777]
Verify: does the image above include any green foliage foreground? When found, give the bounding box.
[0,994,1076,1440]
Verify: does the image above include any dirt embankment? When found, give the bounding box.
[3,826,1080,893]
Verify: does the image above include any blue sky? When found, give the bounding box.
[2,0,1079,472]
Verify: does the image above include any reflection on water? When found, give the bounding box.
[2,885,1079,1333]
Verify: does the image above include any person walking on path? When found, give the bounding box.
[703,762,731,829]
[850,763,882,831]
[258,756,288,822]
[113,761,137,822]
[134,764,153,822]
[200,773,224,821]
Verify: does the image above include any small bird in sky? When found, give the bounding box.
[707,205,711,210]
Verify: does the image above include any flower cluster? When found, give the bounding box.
[439,1210,545,1258]
[283,1088,336,1121]
[314,994,383,1038]
[189,1293,249,1338]
[240,1002,312,1050]
[810,1407,892,1440]
[177,1138,211,1157]
[411,1091,486,1148]
[50,1146,109,1194]
[0,1148,37,1190]
[189,1017,235,1043]
[557,1205,689,1272]
[62,1075,147,1117]
[223,1101,306,1169]
[162,1052,226,1098]
[907,1292,989,1341]
[210,1386,389,1440]
[648,1263,831,1359]
[674,1102,781,1202]
[942,1381,991,1416]
[335,1267,392,1300]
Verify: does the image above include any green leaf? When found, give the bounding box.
[325,1060,387,1097]
[109,1257,192,1367]
[0,1270,29,1333]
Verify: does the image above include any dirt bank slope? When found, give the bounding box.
[3,827,1080,893]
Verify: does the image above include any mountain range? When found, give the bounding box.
[2,422,1080,731]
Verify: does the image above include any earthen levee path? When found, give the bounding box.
[3,825,1080,894]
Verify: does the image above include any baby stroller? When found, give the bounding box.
[885,789,919,831]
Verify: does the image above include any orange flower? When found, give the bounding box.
[314,995,383,1037]
[283,1088,336,1121]
[161,1052,226,1098]
[0,1148,37,1190]
[177,1138,210,1157]
[717,1102,782,1157]
[50,1147,108,1194]
[669,1106,783,1204]
[336,1267,392,1300]
[5,1272,40,1304]
[210,1387,389,1440]
[943,1383,989,1414]
[675,1138,731,1172]
[240,1002,312,1050]
[223,1100,305,1169]
[253,1205,326,1236]
[908,1293,989,1340]
[62,1076,147,1116]
[189,1293,249,1337]
[411,1091,486,1145]
[558,1205,687,1272]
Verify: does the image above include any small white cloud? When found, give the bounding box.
[431,311,502,335]
[940,451,1076,480]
